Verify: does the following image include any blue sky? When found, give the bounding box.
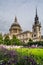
[0,0,43,35]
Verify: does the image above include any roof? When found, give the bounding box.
[22,31,32,34]
[16,31,32,35]
[9,16,22,31]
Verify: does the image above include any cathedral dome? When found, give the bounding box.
[10,16,22,31]
[11,21,21,29]
[9,16,22,35]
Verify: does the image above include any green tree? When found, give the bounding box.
[4,35,11,45]
[29,38,33,42]
[0,33,3,44]
[11,35,16,45]
[11,35,22,45]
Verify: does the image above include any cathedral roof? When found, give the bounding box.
[16,31,32,35]
[9,16,22,31]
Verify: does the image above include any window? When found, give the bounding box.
[34,34,36,37]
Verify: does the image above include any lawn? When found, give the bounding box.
[15,48,43,56]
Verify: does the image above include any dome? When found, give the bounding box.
[11,22,21,28]
[9,16,22,31]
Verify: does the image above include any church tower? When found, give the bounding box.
[32,8,41,41]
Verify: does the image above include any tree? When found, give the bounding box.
[29,38,33,42]
[11,35,22,45]
[4,35,11,45]
[0,33,3,44]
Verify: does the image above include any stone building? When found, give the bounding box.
[9,16,32,43]
[6,8,43,43]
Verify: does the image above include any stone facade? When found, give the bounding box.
[16,31,32,43]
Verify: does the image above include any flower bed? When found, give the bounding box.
[0,45,43,65]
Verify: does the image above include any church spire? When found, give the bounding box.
[36,8,37,17]
[35,8,39,22]
[14,16,17,22]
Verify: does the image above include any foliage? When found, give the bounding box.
[29,38,33,42]
[11,35,22,45]
[0,33,43,46]
[27,41,43,46]
[0,34,23,45]
[4,35,11,45]
[0,46,18,65]
[0,33,3,44]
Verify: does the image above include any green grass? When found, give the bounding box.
[14,48,43,57]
